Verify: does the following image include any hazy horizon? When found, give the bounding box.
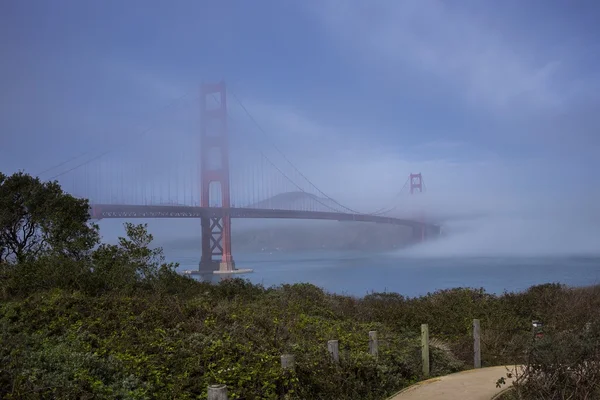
[2,1,599,258]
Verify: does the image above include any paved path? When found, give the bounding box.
[389,366,519,400]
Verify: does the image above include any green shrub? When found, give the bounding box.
[497,316,600,399]
[1,171,598,398]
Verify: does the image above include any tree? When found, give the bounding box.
[0,172,6,263]
[91,222,178,292]
[0,171,99,264]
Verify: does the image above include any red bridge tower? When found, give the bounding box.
[199,81,235,273]
[410,173,426,242]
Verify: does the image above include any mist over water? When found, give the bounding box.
[404,215,600,258]
[154,215,600,298]
[3,1,600,298]
[96,195,600,297]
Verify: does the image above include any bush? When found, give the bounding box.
[6,271,600,399]
[0,286,436,399]
[2,172,599,399]
[497,313,600,399]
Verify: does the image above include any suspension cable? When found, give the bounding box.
[37,91,195,179]
[228,89,363,214]
[218,93,346,213]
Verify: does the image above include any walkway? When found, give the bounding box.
[389,366,519,400]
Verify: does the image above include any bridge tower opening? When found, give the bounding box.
[199,81,236,273]
[409,173,426,242]
[410,173,423,195]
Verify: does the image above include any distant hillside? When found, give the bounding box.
[246,191,345,213]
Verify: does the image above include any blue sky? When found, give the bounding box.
[1,0,599,220]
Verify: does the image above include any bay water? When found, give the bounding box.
[166,247,600,297]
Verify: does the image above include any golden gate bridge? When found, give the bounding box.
[40,81,440,274]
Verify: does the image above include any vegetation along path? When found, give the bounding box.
[389,366,517,400]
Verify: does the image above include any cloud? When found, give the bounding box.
[103,60,190,101]
[233,101,535,215]
[226,92,600,234]
[311,0,566,112]
[234,100,599,259]
[404,213,600,257]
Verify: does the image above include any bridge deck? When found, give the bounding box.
[90,204,439,231]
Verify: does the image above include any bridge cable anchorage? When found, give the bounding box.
[228,89,363,215]
[37,90,197,180]
[212,94,347,214]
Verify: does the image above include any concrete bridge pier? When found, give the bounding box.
[197,261,252,275]
[198,259,239,274]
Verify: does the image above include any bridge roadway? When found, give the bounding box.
[90,204,440,234]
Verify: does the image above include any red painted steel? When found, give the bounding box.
[409,173,423,195]
[88,203,440,233]
[409,173,425,242]
[200,81,234,270]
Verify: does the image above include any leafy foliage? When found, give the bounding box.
[90,222,179,294]
[0,281,459,399]
[495,286,600,400]
[1,171,599,399]
[4,270,600,399]
[0,258,598,399]
[0,171,98,264]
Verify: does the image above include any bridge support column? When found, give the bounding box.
[412,224,426,243]
[198,81,251,275]
[199,215,236,273]
[411,224,441,243]
[409,173,427,244]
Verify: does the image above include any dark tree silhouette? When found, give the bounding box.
[0,171,99,263]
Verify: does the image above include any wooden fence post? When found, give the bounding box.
[473,319,481,368]
[369,331,378,357]
[281,354,295,370]
[421,324,430,377]
[328,340,339,363]
[208,384,228,400]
